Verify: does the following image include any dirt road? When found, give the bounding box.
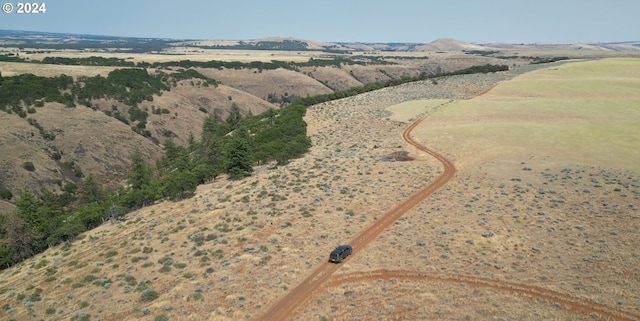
[254,113,455,321]
[253,105,640,320]
[327,270,640,321]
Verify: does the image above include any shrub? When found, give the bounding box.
[188,292,204,301]
[199,256,211,266]
[139,289,159,302]
[22,161,35,172]
[0,187,13,200]
[81,275,98,283]
[103,250,118,258]
[124,274,137,286]
[154,315,169,321]
[34,259,48,269]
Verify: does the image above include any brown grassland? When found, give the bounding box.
[0,47,639,321]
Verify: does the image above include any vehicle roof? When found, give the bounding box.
[331,245,352,252]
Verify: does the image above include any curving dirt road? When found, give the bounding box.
[254,113,456,321]
[327,270,640,321]
[254,94,640,321]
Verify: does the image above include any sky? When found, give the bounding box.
[1,0,639,44]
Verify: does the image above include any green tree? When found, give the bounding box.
[226,103,243,129]
[58,181,78,207]
[250,104,311,164]
[201,114,231,173]
[124,149,157,209]
[187,132,197,152]
[37,188,66,248]
[11,189,60,256]
[104,201,125,223]
[157,138,190,174]
[222,128,254,179]
[46,216,85,245]
[73,203,105,229]
[0,211,40,268]
[127,149,153,190]
[15,190,42,231]
[160,171,198,200]
[78,174,103,205]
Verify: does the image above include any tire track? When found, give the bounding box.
[327,270,640,321]
[254,113,455,321]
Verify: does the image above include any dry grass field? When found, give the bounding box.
[1,55,639,321]
[414,58,640,173]
[0,62,120,78]
[304,58,640,320]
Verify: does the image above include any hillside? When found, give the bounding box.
[0,40,525,199]
[1,34,639,207]
[414,38,487,51]
[1,58,638,321]
[0,69,274,199]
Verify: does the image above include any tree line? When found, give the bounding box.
[0,68,217,116]
[0,100,310,268]
[295,64,509,106]
[2,53,397,71]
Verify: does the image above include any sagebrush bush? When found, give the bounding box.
[139,289,159,302]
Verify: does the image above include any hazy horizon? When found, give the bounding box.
[0,1,639,44]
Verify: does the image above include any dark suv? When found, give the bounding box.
[328,245,352,263]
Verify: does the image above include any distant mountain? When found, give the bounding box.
[2,30,639,53]
[413,38,487,52]
[0,29,174,53]
[0,29,168,41]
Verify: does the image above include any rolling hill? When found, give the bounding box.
[0,57,638,321]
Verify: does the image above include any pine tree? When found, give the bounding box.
[0,212,40,267]
[78,174,103,205]
[127,149,153,190]
[201,114,230,173]
[226,102,243,129]
[222,128,254,179]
